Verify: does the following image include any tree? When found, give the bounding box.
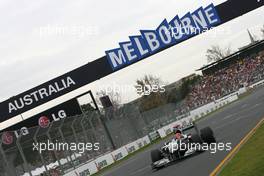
[134,75,166,112]
[206,45,232,63]
[134,75,164,96]
[166,74,201,104]
[80,103,96,112]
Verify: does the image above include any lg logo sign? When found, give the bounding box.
[1,110,68,145]
[2,132,14,145]
[38,110,67,128]
[51,110,67,122]
[14,127,29,138]
[38,116,50,128]
[1,128,29,145]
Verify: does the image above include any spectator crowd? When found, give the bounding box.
[186,50,264,109]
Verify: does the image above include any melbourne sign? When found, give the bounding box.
[105,4,220,70]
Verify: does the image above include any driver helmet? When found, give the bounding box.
[175,129,183,139]
[173,125,181,134]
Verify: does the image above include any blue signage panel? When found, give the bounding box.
[106,3,221,70]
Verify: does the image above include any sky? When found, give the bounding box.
[0,0,264,104]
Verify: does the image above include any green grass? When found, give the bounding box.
[219,122,264,176]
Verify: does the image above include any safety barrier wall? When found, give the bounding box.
[63,135,151,175]
[94,153,115,170]
[248,79,264,88]
[125,141,139,154]
[141,135,151,145]
[63,161,98,176]
[111,146,129,161]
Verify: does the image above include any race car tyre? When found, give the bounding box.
[200,127,216,144]
[190,133,204,152]
[190,133,203,144]
[151,149,163,163]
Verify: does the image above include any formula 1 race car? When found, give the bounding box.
[151,126,216,170]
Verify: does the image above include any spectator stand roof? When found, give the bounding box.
[196,39,264,75]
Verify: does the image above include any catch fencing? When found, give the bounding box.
[0,102,186,176]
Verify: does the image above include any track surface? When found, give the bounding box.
[100,86,264,176]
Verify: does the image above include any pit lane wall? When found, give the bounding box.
[62,91,240,175]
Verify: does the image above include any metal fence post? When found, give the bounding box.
[0,140,16,176]
[16,134,33,176]
[58,118,76,169]
[71,117,90,161]
[89,92,116,150]
[88,114,98,142]
[33,127,49,175]
[46,121,64,175]
[70,118,79,146]
[100,109,116,150]
[80,115,91,144]
[80,115,96,159]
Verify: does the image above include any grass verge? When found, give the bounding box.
[219,121,264,176]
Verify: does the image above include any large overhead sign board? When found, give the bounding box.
[0,0,263,126]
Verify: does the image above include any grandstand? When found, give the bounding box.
[197,39,264,75]
[186,39,264,110]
